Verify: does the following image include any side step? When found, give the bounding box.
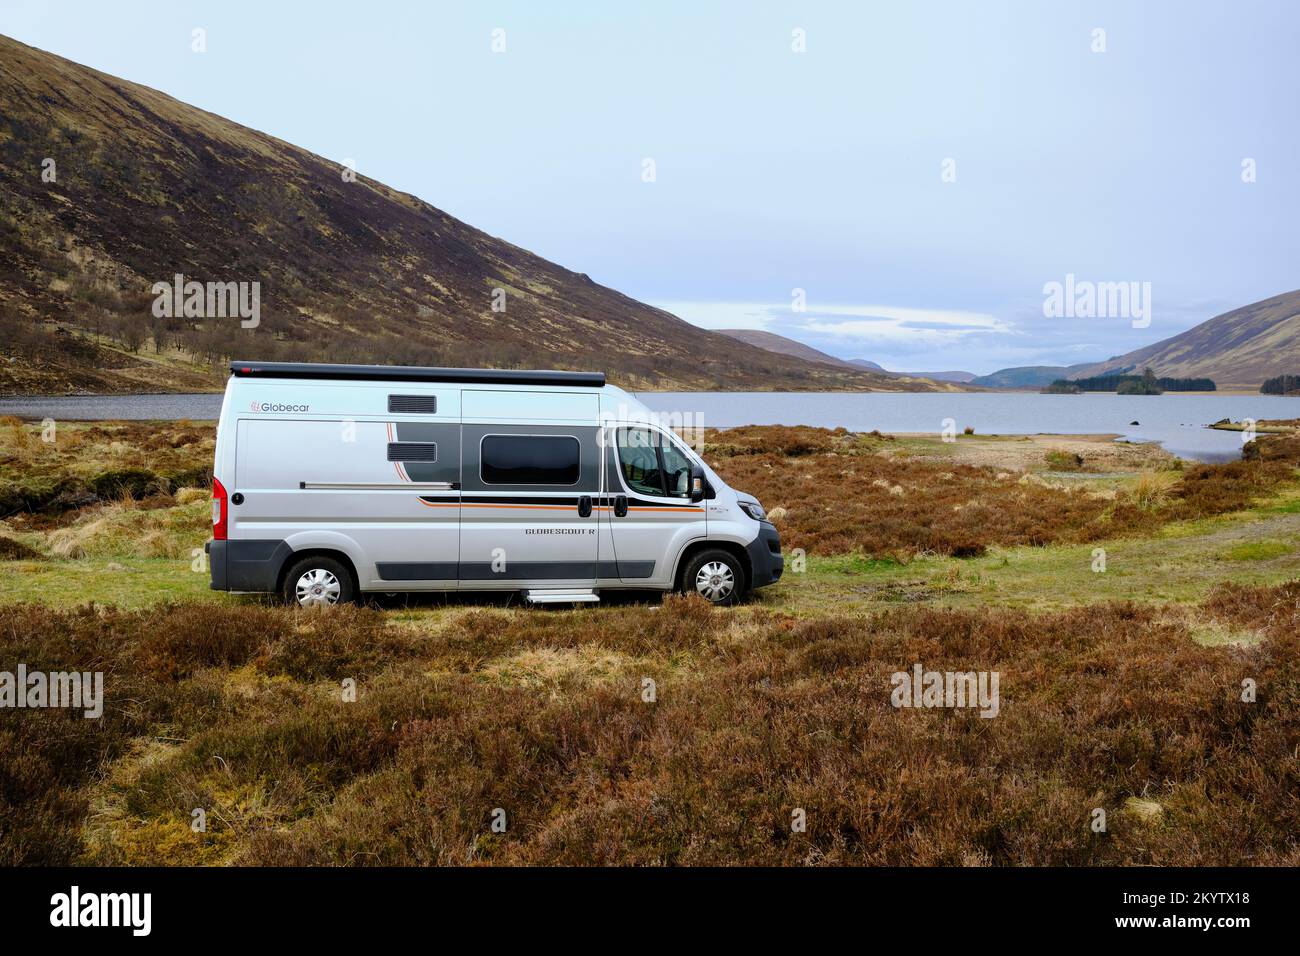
[522,588,601,605]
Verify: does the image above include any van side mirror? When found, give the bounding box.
[689,464,706,502]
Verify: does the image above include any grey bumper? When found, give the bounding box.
[745,521,783,589]
[208,538,293,593]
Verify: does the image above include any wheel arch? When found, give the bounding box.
[275,547,360,596]
[672,538,751,593]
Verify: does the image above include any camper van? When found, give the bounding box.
[207,361,782,607]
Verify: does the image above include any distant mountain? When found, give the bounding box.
[901,370,977,384]
[1068,290,1300,390]
[971,364,1094,389]
[0,34,911,395]
[716,329,859,369]
[850,359,976,384]
[714,330,964,390]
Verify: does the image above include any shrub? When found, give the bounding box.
[0,535,42,560]
[90,469,160,499]
[1044,450,1084,471]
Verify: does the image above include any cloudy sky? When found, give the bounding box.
[4,0,1297,374]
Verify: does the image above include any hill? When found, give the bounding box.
[1069,290,1300,390]
[971,364,1093,389]
[715,329,962,390]
[713,331,974,387]
[899,369,976,384]
[849,360,976,383]
[0,34,917,395]
[716,329,859,369]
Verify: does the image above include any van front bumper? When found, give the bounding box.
[746,521,783,588]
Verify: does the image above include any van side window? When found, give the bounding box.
[481,434,580,485]
[617,428,692,498]
[617,428,663,496]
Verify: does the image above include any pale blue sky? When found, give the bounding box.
[4,0,1297,373]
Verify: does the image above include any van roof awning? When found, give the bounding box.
[229,361,606,388]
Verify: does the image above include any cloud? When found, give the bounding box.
[652,296,1214,375]
[652,301,777,331]
[654,301,1010,343]
[797,305,1013,344]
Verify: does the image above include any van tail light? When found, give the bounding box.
[212,476,228,541]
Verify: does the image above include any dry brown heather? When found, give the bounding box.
[4,420,1300,560]
[704,425,1300,558]
[0,418,211,520]
[1,589,1297,866]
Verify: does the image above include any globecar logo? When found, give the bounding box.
[249,401,310,413]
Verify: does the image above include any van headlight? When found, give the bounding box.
[738,500,766,521]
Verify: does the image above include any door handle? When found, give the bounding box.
[614,495,628,518]
[578,495,592,518]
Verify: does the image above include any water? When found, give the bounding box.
[0,393,226,421]
[635,392,1300,462]
[1,391,1296,462]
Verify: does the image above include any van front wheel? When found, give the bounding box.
[681,549,746,606]
[282,556,354,608]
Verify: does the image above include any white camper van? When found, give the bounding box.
[207,362,782,607]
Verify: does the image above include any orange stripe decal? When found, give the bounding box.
[416,499,702,513]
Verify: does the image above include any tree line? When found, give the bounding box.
[1260,374,1300,395]
[1044,369,1216,395]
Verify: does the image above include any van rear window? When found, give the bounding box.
[481,435,580,485]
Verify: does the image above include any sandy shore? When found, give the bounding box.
[889,431,1176,470]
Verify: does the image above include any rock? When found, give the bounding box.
[1129,420,1140,426]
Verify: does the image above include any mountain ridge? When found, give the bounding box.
[715,330,970,388]
[1068,290,1300,389]
[0,34,936,395]
[970,364,1095,389]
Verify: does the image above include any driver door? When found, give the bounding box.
[605,426,705,585]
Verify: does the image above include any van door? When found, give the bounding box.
[605,425,706,585]
[457,423,601,588]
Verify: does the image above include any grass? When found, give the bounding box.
[6,501,1298,614]
[1223,540,1293,561]
[0,557,218,606]
[2,421,1299,866]
[773,505,1300,614]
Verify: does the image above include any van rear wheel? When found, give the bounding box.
[282,556,354,608]
[681,549,746,606]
